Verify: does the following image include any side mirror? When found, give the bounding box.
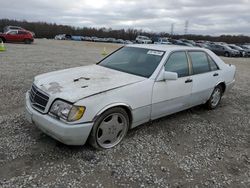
[157,69,178,81]
[164,71,178,80]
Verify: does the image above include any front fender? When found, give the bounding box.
[93,102,132,122]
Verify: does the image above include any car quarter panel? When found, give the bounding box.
[206,50,236,86]
[190,71,223,105]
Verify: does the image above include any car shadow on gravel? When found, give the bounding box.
[126,104,207,136]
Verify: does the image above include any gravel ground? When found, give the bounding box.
[0,39,249,188]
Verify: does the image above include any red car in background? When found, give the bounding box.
[0,30,34,44]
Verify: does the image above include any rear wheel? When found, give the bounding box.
[88,107,129,150]
[224,52,230,57]
[24,39,32,44]
[206,85,223,109]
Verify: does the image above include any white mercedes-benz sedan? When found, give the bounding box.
[25,44,236,149]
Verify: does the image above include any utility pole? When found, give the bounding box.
[171,23,174,36]
[184,20,189,35]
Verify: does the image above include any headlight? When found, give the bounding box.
[50,100,85,122]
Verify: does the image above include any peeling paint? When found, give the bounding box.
[74,77,90,82]
[35,65,146,102]
[41,82,63,94]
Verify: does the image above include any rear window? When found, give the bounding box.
[207,55,219,71]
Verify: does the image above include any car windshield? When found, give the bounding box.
[99,47,164,78]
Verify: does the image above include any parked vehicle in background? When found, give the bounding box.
[116,39,125,44]
[25,44,236,149]
[55,34,65,40]
[54,34,72,40]
[3,25,35,37]
[71,36,83,41]
[154,37,171,45]
[209,44,240,57]
[125,40,133,44]
[239,45,250,57]
[171,40,193,47]
[81,36,92,41]
[0,30,34,44]
[135,35,152,44]
[228,44,246,57]
[180,39,196,46]
[106,38,116,43]
[196,43,211,49]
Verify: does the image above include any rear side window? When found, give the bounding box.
[18,31,27,35]
[189,51,210,74]
[164,52,189,77]
[207,55,219,71]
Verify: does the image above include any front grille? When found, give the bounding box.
[29,84,49,112]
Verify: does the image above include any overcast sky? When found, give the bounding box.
[1,0,250,35]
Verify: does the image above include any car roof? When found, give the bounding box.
[126,44,204,52]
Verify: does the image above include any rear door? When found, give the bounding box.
[17,31,28,42]
[188,51,220,106]
[151,51,193,119]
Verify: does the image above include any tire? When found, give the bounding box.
[88,107,130,150]
[224,52,230,57]
[206,85,223,110]
[24,39,31,44]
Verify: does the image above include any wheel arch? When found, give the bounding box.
[24,38,32,44]
[93,103,133,128]
[0,37,6,42]
[216,81,226,93]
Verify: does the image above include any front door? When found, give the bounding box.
[151,51,192,120]
[5,31,18,42]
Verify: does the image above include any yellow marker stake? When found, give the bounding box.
[101,47,107,56]
[0,41,6,52]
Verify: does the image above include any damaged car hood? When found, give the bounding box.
[34,64,146,102]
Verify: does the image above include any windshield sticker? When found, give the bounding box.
[147,50,164,56]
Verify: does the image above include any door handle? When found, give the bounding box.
[185,78,193,83]
[213,73,219,76]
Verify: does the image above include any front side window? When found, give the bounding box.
[164,52,189,77]
[189,51,210,74]
[99,47,164,78]
[8,31,18,35]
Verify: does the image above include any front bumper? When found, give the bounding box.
[25,92,93,145]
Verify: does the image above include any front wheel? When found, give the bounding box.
[88,107,129,150]
[206,85,223,109]
[224,52,230,57]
